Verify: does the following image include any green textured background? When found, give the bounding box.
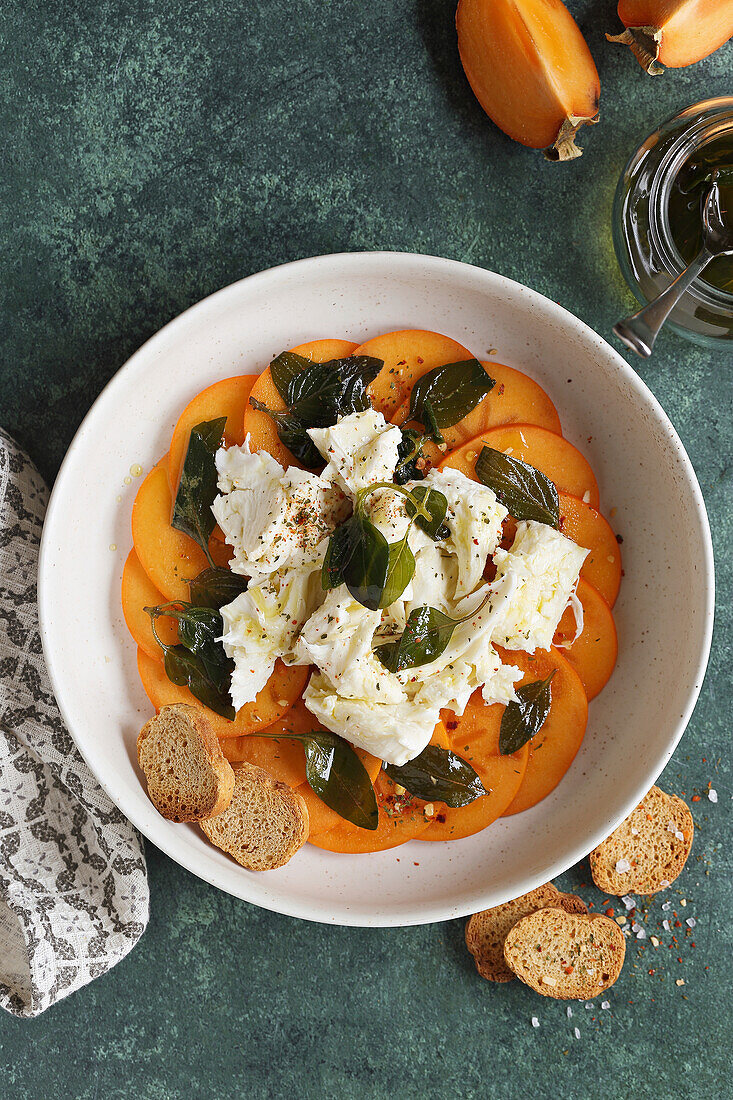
[1,1,731,1097]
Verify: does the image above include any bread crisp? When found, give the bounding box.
[466,883,589,982]
[200,762,309,871]
[137,704,235,823]
[504,910,626,999]
[589,785,693,895]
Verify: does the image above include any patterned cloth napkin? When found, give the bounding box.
[0,429,149,1018]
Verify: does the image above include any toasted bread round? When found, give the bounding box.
[137,703,235,823]
[589,785,694,895]
[504,910,626,999]
[466,883,588,982]
[200,762,309,871]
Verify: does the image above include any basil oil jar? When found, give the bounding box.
[613,97,733,349]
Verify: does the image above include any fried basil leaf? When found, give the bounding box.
[322,513,390,611]
[259,728,379,830]
[383,745,487,806]
[375,604,460,673]
[249,399,323,467]
[379,534,416,609]
[499,672,556,755]
[269,351,314,402]
[171,417,226,561]
[251,354,383,465]
[404,485,448,540]
[163,645,235,721]
[475,446,559,527]
[409,360,494,429]
[146,601,235,720]
[189,567,248,610]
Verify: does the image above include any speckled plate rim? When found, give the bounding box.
[38,251,715,927]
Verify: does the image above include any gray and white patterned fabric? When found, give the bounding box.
[0,429,149,1018]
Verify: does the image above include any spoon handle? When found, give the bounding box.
[613,246,714,358]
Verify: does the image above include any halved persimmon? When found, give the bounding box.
[168,374,256,496]
[559,493,622,606]
[457,0,600,160]
[554,578,618,700]
[420,692,530,841]
[121,549,178,661]
[500,646,588,816]
[440,424,600,508]
[608,1,733,73]
[136,648,309,738]
[243,339,358,467]
[353,329,473,421]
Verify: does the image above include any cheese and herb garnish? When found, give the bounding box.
[147,353,589,830]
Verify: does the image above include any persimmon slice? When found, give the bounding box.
[136,647,309,738]
[132,458,209,602]
[440,424,600,508]
[559,493,622,606]
[500,646,588,816]
[553,578,618,700]
[168,374,257,496]
[420,692,530,841]
[243,339,359,467]
[121,549,178,661]
[353,329,473,421]
[392,360,561,470]
[131,457,230,603]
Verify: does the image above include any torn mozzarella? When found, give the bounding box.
[308,409,402,495]
[492,520,588,652]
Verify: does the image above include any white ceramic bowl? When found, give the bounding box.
[39,252,714,926]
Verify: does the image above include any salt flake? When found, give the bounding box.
[636,928,647,940]
[615,859,631,875]
[574,1027,581,1040]
[532,1017,540,1029]
[661,901,671,911]
[662,919,671,932]
[708,789,718,803]
[686,917,696,928]
[566,1006,573,1018]
[622,895,636,910]
[601,1001,610,1010]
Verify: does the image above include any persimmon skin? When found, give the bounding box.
[457,0,600,159]
[121,549,178,661]
[611,1,733,70]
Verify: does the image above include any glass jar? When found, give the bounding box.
[612,97,733,349]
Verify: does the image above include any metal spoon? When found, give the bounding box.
[613,179,733,358]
